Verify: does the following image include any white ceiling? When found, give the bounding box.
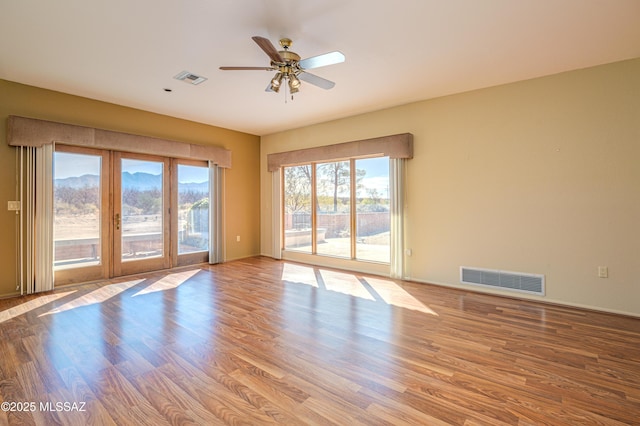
[1,0,639,136]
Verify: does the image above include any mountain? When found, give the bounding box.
[54,174,100,188]
[55,172,208,192]
[121,172,161,190]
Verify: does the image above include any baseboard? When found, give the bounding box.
[406,276,640,319]
[223,253,263,263]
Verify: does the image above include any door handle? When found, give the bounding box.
[115,213,120,230]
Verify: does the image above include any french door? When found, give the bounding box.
[53,146,209,285]
[53,146,110,285]
[113,152,171,276]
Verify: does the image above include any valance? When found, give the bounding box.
[267,133,413,172]
[7,115,232,168]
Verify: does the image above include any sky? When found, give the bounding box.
[54,152,100,179]
[356,156,388,178]
[357,157,389,198]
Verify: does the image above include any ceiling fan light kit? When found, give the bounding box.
[220,36,345,97]
[270,72,284,92]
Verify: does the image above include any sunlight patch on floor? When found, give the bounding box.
[0,290,77,323]
[363,277,438,315]
[320,269,376,301]
[132,269,201,297]
[40,279,144,315]
[281,263,438,315]
[282,263,319,287]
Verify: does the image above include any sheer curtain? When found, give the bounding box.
[20,144,55,294]
[208,162,224,264]
[389,158,406,279]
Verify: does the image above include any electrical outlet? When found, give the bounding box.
[7,201,21,211]
[236,235,241,242]
[598,266,608,278]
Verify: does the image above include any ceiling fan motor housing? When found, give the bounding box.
[272,50,302,77]
[278,51,301,63]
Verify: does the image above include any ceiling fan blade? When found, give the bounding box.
[299,51,345,70]
[252,36,284,63]
[298,72,336,90]
[219,66,274,71]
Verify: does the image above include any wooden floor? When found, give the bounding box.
[0,257,639,425]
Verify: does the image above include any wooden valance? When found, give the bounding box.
[7,115,232,168]
[267,133,413,172]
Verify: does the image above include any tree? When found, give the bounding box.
[54,185,100,214]
[284,165,311,214]
[284,162,367,214]
[317,162,366,212]
[367,188,381,204]
[122,188,162,215]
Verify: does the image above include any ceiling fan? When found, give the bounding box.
[219,36,345,94]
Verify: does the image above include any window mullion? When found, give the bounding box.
[311,163,317,254]
[280,167,285,253]
[350,158,356,259]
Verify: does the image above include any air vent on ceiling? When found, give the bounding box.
[174,71,207,85]
[460,266,545,296]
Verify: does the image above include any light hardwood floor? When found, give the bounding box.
[0,257,639,425]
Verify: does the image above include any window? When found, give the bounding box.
[177,164,210,254]
[269,133,411,276]
[316,161,351,258]
[283,157,390,263]
[54,150,103,269]
[283,165,312,253]
[10,116,229,290]
[52,147,214,285]
[120,158,165,261]
[356,157,390,263]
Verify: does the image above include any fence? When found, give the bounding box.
[54,233,164,265]
[284,212,389,238]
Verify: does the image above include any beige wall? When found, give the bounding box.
[0,79,261,297]
[261,58,640,317]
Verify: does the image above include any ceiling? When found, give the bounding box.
[1,1,639,136]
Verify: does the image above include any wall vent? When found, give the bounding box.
[460,267,545,296]
[174,71,207,85]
